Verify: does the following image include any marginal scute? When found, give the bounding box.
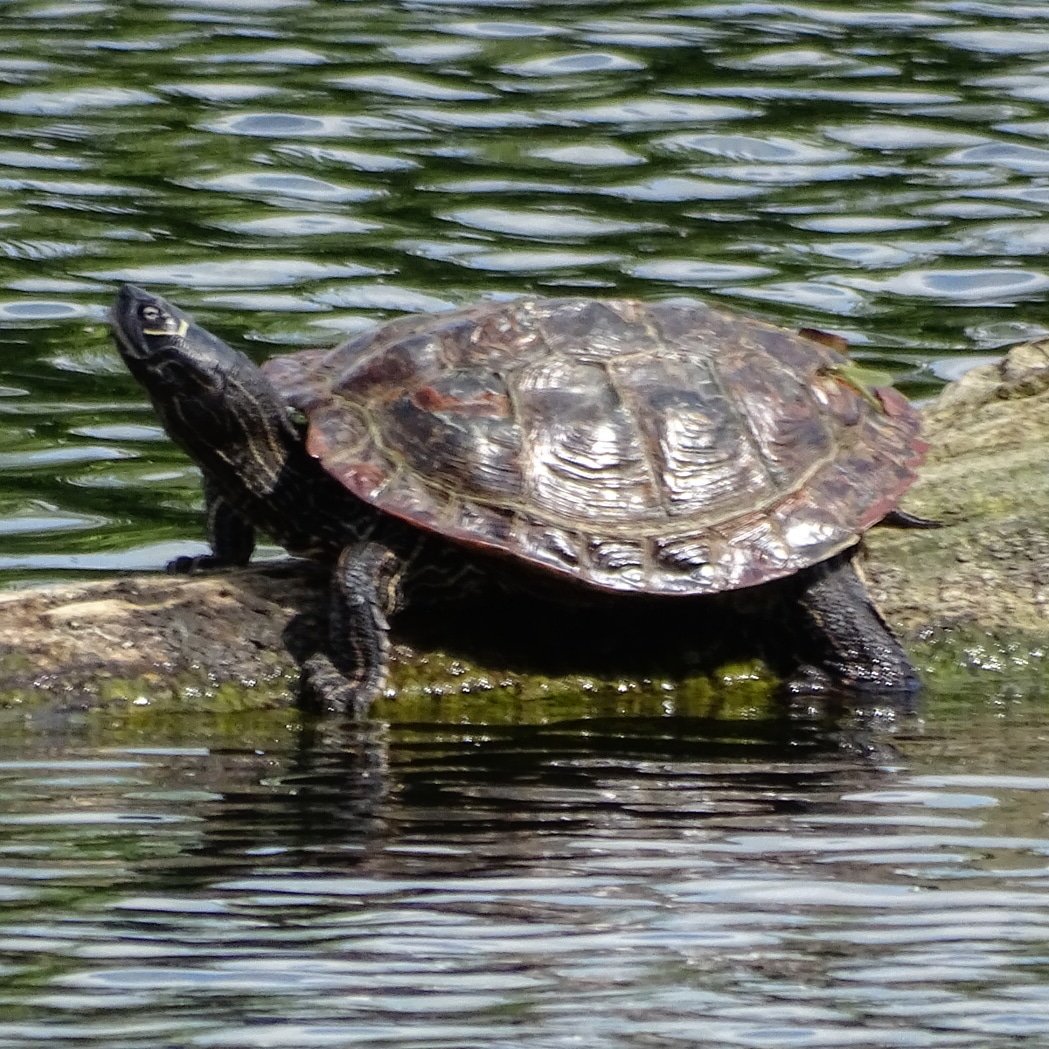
[264,296,927,596]
[516,516,584,573]
[587,535,646,590]
[454,499,514,547]
[655,533,715,573]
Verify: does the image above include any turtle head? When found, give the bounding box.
[111,284,243,393]
[111,284,299,481]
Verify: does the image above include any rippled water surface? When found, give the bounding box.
[3,0,1049,571]
[4,693,1049,1048]
[3,0,1049,1044]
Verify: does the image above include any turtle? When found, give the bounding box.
[110,284,929,713]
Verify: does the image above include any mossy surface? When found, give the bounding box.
[2,623,1046,728]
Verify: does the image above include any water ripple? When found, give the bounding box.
[936,28,1049,54]
[626,259,776,286]
[158,81,284,103]
[207,213,383,238]
[3,703,1049,1048]
[180,172,385,204]
[601,175,764,202]
[84,260,383,289]
[499,52,647,77]
[544,98,757,126]
[663,133,850,164]
[198,112,424,139]
[273,143,419,173]
[441,205,657,239]
[330,73,495,102]
[0,86,159,115]
[526,142,645,167]
[845,267,1049,302]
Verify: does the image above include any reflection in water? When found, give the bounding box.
[1,695,1049,1046]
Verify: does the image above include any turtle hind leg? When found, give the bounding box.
[300,538,410,717]
[167,476,256,574]
[787,551,919,697]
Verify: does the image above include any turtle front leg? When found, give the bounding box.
[788,551,919,696]
[301,538,410,716]
[167,475,256,574]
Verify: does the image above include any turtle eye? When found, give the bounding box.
[139,304,181,337]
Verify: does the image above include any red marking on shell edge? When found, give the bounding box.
[874,386,912,418]
[856,452,928,532]
[799,327,849,353]
[307,430,386,498]
[911,436,930,460]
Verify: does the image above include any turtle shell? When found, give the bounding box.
[261,298,926,595]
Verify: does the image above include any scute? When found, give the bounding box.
[261,297,927,596]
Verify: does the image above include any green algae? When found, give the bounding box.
[2,627,1046,734]
[912,629,1049,701]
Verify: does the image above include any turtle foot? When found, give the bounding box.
[784,661,920,703]
[784,663,834,696]
[166,553,229,575]
[300,652,385,718]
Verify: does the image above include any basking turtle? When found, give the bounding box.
[111,285,928,713]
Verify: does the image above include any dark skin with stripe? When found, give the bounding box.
[111,285,923,714]
[111,284,481,714]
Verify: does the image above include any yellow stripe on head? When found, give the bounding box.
[142,319,190,338]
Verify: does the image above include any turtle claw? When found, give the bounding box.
[879,508,943,530]
[784,662,920,701]
[784,664,835,697]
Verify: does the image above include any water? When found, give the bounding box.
[3,693,1049,1048]
[3,0,1049,574]
[2,0,1049,1044]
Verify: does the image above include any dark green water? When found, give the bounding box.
[3,1,1049,1045]
[3,0,1049,574]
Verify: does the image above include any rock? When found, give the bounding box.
[3,339,1047,712]
[867,338,1049,653]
